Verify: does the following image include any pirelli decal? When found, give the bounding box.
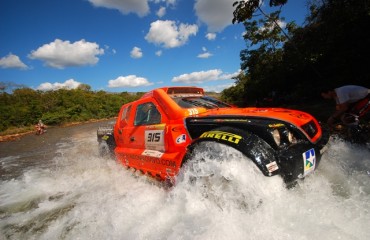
[200,131,242,144]
[268,123,284,128]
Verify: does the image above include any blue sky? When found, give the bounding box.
[0,0,308,93]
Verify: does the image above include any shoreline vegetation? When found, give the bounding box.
[0,118,116,142]
[1,101,333,143]
[0,88,144,142]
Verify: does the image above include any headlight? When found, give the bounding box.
[286,130,297,144]
[282,128,297,144]
[272,128,297,147]
[272,129,281,146]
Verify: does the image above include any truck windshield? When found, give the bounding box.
[173,96,232,109]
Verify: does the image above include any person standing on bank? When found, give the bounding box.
[321,85,370,128]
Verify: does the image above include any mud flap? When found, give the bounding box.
[97,126,116,158]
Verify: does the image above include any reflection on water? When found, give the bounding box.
[0,122,370,240]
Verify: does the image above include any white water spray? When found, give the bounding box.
[1,130,370,240]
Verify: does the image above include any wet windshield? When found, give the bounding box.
[173,96,232,109]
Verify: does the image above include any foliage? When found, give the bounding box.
[232,0,288,24]
[225,0,370,107]
[0,87,142,133]
[220,72,249,106]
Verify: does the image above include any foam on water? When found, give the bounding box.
[1,132,370,240]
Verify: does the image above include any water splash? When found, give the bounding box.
[1,132,370,240]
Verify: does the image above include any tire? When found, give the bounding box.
[186,126,278,177]
[177,141,283,211]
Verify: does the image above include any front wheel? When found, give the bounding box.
[177,141,284,211]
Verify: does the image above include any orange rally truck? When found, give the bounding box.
[97,87,329,185]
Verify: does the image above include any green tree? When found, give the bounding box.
[0,87,142,133]
[221,72,249,106]
[225,0,293,105]
[77,83,92,91]
[225,0,370,106]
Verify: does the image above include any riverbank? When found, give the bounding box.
[0,118,116,142]
[0,102,332,143]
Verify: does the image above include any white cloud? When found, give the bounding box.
[277,20,287,28]
[172,69,239,84]
[197,47,212,58]
[105,45,117,55]
[88,0,149,17]
[145,20,198,48]
[156,6,166,17]
[203,83,235,93]
[197,52,212,58]
[153,0,176,5]
[206,33,216,40]
[108,75,153,88]
[194,0,235,32]
[0,53,28,69]
[130,47,143,58]
[29,39,104,69]
[219,70,240,79]
[259,19,287,32]
[36,79,81,91]
[155,50,162,56]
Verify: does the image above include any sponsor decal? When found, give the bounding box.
[200,131,242,144]
[142,150,164,158]
[266,161,279,173]
[146,123,166,130]
[123,153,176,168]
[303,148,316,176]
[176,134,186,144]
[188,108,199,115]
[172,126,183,132]
[268,123,285,128]
[254,109,268,112]
[289,113,309,119]
[145,130,165,151]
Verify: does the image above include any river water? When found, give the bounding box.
[0,121,370,240]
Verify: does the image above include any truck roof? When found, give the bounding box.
[140,87,204,99]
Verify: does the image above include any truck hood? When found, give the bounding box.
[199,107,317,127]
[187,107,322,143]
